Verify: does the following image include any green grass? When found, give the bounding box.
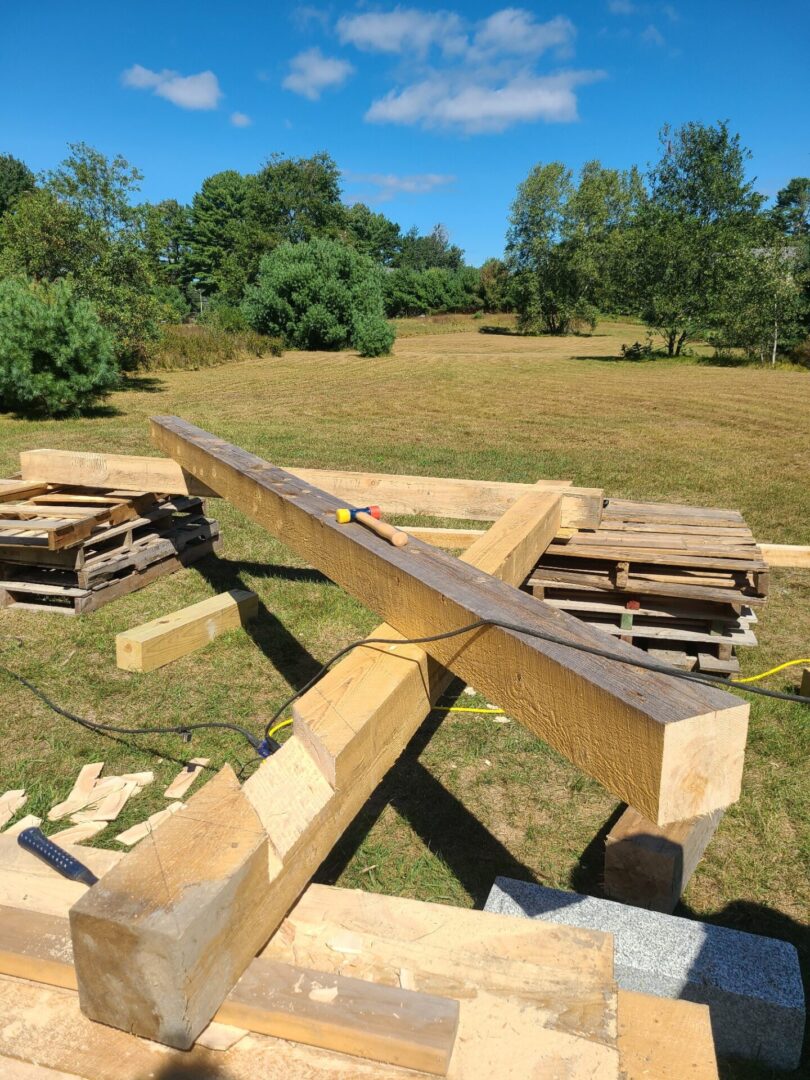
[0,317,808,1077]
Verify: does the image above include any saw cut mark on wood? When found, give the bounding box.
[1,904,461,1076]
[604,806,725,914]
[116,589,258,673]
[20,448,218,498]
[151,416,747,826]
[67,481,573,1049]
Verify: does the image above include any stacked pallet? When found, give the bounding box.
[0,479,219,614]
[528,498,767,675]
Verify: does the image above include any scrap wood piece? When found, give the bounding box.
[50,822,107,845]
[163,758,210,799]
[115,801,184,846]
[70,780,138,823]
[2,904,461,1077]
[603,806,725,914]
[0,835,119,916]
[195,1020,247,1051]
[116,590,258,673]
[152,416,748,826]
[0,791,27,829]
[2,815,42,836]
[47,763,104,821]
[20,448,218,498]
[68,487,579,1049]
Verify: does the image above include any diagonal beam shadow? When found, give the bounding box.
[315,698,541,907]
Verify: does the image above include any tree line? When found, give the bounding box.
[0,121,807,416]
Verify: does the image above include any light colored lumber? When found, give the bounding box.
[294,487,562,790]
[195,1021,247,1051]
[0,835,121,916]
[604,806,725,913]
[116,589,258,673]
[0,905,460,1076]
[114,800,184,845]
[758,543,810,567]
[0,790,26,829]
[152,417,748,825]
[69,780,137,823]
[19,448,218,497]
[47,764,104,821]
[284,464,602,529]
[617,989,719,1079]
[163,758,210,798]
[400,526,483,549]
[3,815,42,836]
[0,974,618,1080]
[67,481,602,1049]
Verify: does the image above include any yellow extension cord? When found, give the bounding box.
[266,658,809,742]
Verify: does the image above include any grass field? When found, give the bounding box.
[1,319,808,1078]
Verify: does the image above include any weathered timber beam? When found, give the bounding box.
[150,416,747,826]
[19,449,218,497]
[70,479,563,1048]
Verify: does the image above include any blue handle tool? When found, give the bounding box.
[17,826,99,886]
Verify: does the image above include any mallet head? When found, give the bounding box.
[335,505,381,523]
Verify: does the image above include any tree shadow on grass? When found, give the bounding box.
[117,373,166,393]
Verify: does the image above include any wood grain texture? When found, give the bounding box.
[152,416,748,825]
[70,765,272,1049]
[0,906,460,1076]
[116,589,258,672]
[20,448,218,497]
[617,989,719,1079]
[758,543,810,567]
[603,806,724,913]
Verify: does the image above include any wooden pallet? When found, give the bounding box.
[0,520,220,614]
[0,489,160,551]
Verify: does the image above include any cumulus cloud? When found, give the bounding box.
[283,47,355,100]
[122,65,222,109]
[230,111,252,127]
[336,6,467,57]
[347,172,456,201]
[469,10,575,60]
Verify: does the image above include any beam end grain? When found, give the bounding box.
[70,765,273,1049]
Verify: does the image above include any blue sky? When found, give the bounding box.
[2,2,808,265]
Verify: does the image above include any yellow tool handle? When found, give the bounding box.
[356,511,408,547]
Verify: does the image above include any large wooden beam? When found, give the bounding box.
[69,482,568,1048]
[151,416,747,825]
[19,449,601,529]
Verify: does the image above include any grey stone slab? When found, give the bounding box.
[485,877,805,1071]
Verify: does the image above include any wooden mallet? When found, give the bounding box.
[335,505,409,548]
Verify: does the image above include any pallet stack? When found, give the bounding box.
[528,498,768,676]
[0,478,219,614]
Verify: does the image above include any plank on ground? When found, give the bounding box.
[115,588,258,672]
[151,416,748,826]
[603,806,724,913]
[0,905,460,1076]
[67,484,579,1048]
[0,975,619,1080]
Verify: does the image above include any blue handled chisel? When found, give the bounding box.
[17,826,99,886]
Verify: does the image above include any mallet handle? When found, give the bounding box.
[356,511,408,547]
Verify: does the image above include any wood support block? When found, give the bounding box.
[603,805,724,913]
[617,989,719,1079]
[151,417,748,825]
[115,589,258,672]
[801,666,810,697]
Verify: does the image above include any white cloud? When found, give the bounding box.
[641,23,665,45]
[122,65,222,110]
[348,172,455,201]
[283,47,355,100]
[336,6,466,57]
[607,0,636,12]
[366,71,604,133]
[470,10,575,59]
[230,111,252,127]
[291,5,331,31]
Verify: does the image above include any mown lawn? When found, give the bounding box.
[1,319,808,1078]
